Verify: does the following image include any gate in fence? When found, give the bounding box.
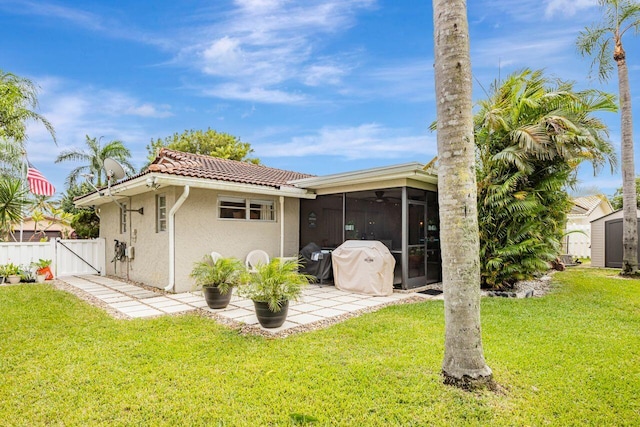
[0,238,106,277]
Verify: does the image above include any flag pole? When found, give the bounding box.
[19,151,27,242]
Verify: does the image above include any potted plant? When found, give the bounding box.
[31,259,53,283]
[4,263,21,284]
[190,255,243,309]
[20,265,36,283]
[0,265,6,284]
[238,258,314,328]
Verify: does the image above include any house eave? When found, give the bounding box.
[75,173,316,207]
[289,162,437,190]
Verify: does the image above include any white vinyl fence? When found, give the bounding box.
[563,223,591,258]
[0,238,105,277]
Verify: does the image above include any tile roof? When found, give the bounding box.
[570,195,607,216]
[147,148,314,189]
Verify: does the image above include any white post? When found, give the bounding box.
[279,196,285,258]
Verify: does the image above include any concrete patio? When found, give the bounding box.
[58,275,441,334]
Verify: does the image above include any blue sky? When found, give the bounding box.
[1,0,638,197]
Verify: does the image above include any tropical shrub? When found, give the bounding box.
[190,255,243,295]
[238,259,314,312]
[475,69,616,288]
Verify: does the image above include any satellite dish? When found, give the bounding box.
[103,158,126,181]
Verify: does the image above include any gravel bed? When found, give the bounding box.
[25,271,558,338]
[199,295,428,339]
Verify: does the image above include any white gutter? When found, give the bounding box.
[279,196,285,258]
[165,185,190,292]
[76,174,315,207]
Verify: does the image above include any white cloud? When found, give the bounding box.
[180,0,376,103]
[359,60,435,102]
[234,0,284,12]
[256,123,436,160]
[303,64,347,86]
[125,103,173,118]
[545,0,597,18]
[472,28,581,70]
[22,76,172,168]
[0,0,172,49]
[204,84,306,104]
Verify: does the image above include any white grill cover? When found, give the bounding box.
[331,240,396,296]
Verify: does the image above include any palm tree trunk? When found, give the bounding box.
[432,0,492,388]
[616,46,638,274]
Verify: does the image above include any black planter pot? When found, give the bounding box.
[203,286,233,309]
[253,300,289,328]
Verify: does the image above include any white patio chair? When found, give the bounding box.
[245,250,270,271]
[210,251,223,262]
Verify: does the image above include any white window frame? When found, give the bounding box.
[156,194,167,232]
[218,196,275,221]
[120,203,127,234]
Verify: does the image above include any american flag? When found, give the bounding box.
[27,162,56,196]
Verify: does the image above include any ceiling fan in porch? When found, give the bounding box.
[368,190,401,203]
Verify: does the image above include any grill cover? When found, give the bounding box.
[331,240,396,296]
[300,242,333,281]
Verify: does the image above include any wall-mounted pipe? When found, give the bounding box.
[280,196,285,258]
[165,185,190,292]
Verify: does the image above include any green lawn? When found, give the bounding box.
[1,268,639,426]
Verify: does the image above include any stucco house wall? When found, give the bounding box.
[173,188,300,292]
[99,186,300,293]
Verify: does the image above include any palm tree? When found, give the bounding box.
[577,0,640,274]
[0,69,56,145]
[0,139,25,179]
[0,177,28,241]
[432,0,493,389]
[55,135,136,187]
[475,69,618,287]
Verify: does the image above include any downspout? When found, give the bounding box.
[165,185,190,292]
[279,196,285,258]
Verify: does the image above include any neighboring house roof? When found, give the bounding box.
[147,149,314,189]
[569,195,612,216]
[12,216,73,232]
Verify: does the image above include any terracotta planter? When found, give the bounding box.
[253,300,289,328]
[37,266,54,280]
[203,286,233,309]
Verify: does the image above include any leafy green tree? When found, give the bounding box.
[476,69,617,288]
[55,135,135,187]
[0,177,29,241]
[0,139,25,179]
[60,182,100,238]
[28,208,74,241]
[145,128,259,166]
[60,182,96,214]
[71,210,99,239]
[577,0,640,274]
[0,69,55,145]
[610,177,640,209]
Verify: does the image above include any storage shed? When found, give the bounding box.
[590,209,640,268]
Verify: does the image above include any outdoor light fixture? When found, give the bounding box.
[146,176,160,190]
